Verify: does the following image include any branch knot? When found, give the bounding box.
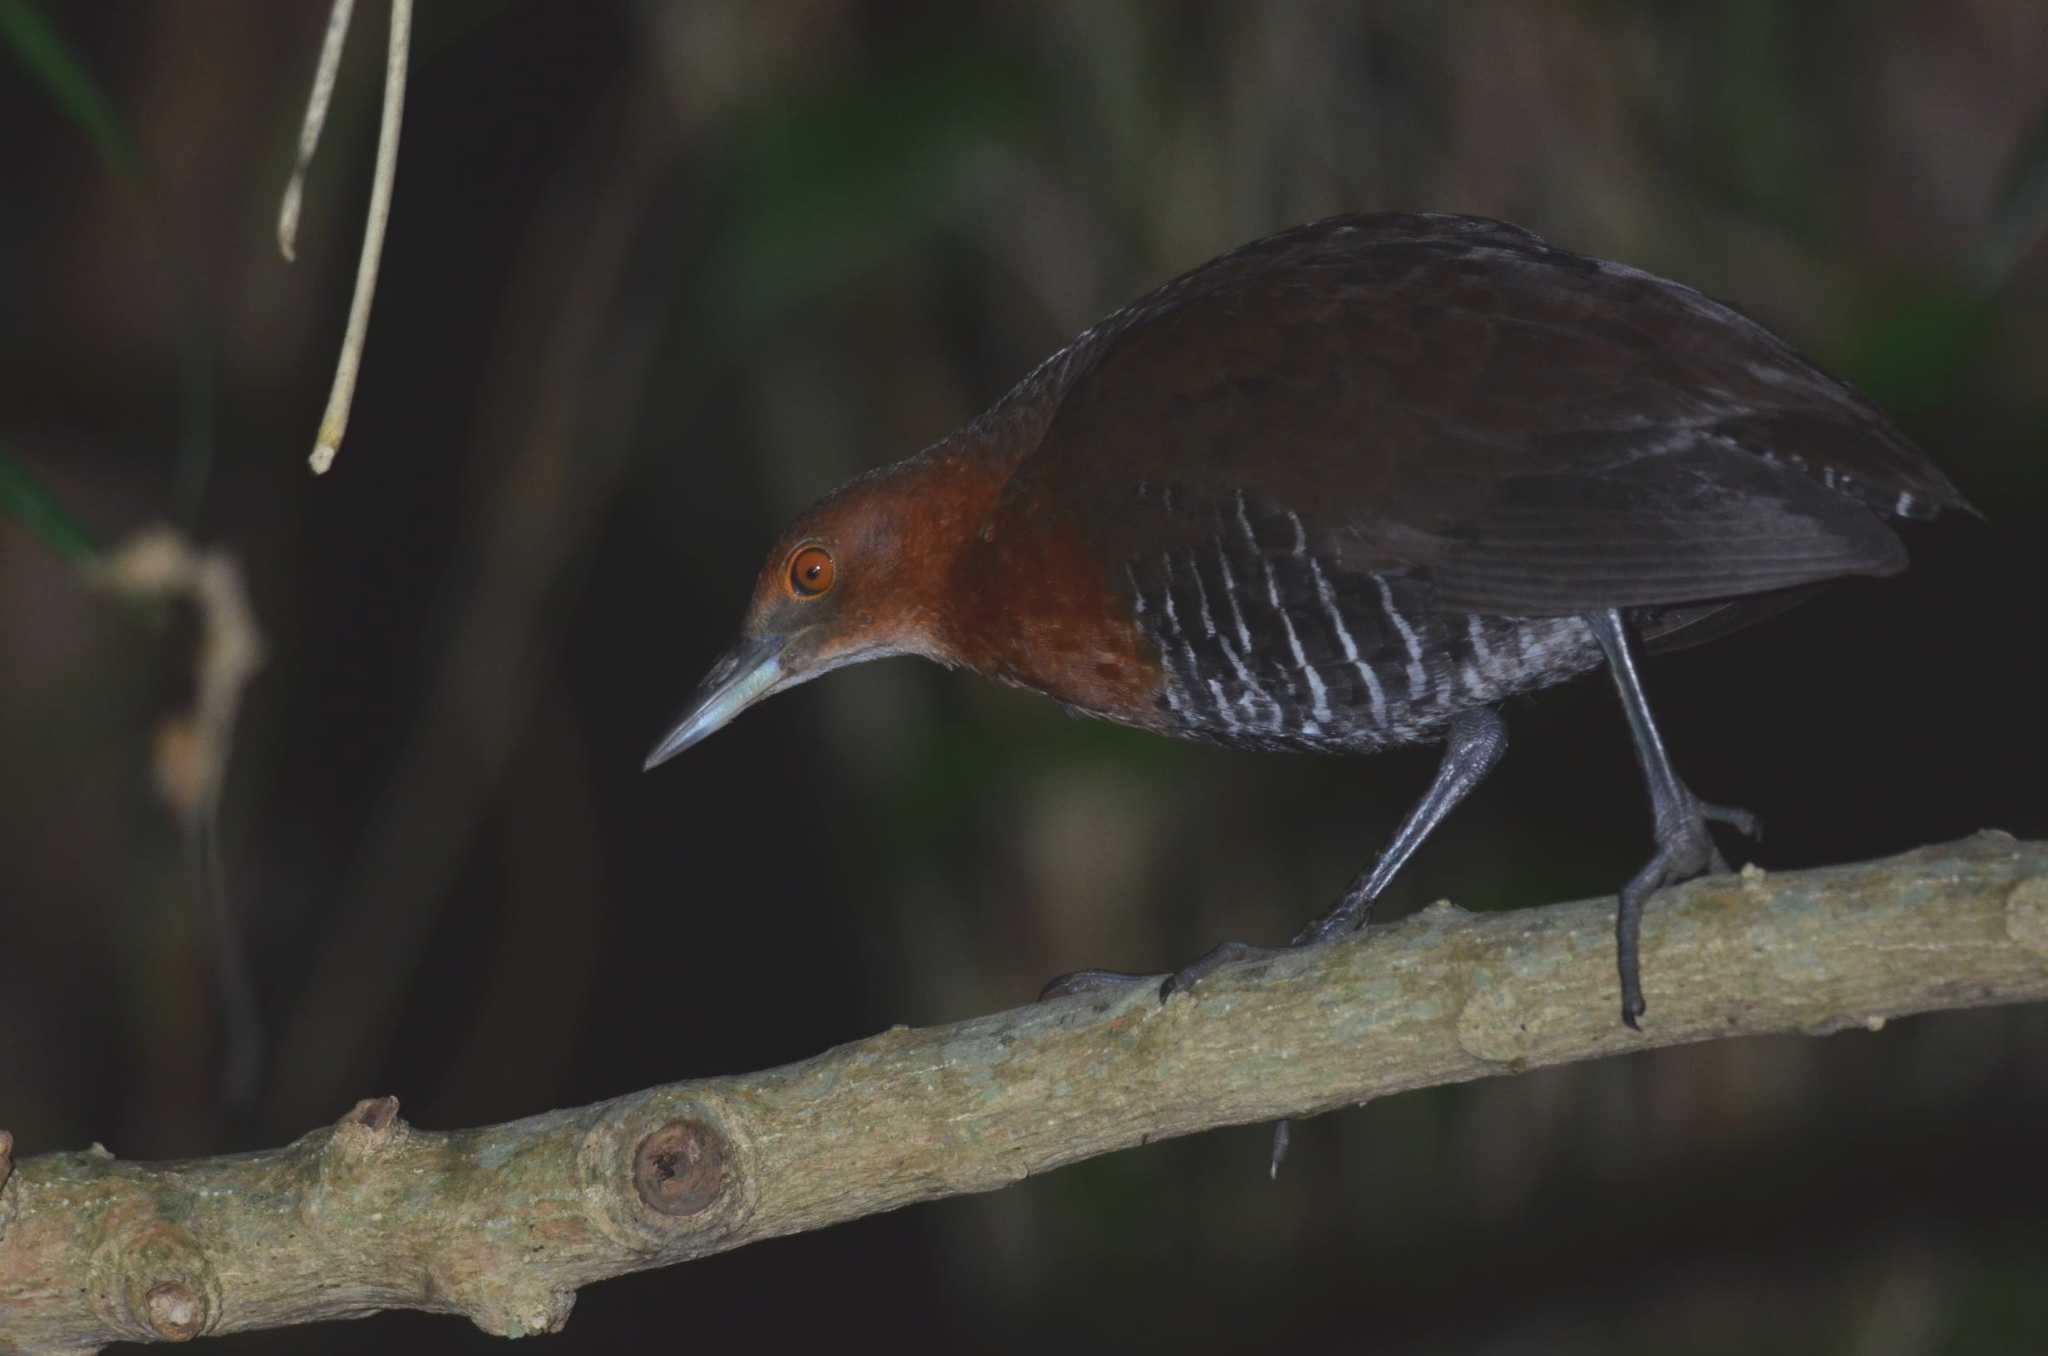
[579,1091,756,1254]
[87,1214,223,1345]
[2006,877,2048,956]
[634,1120,727,1217]
[0,1129,14,1243]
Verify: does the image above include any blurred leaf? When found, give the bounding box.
[0,0,139,178]
[0,1,223,529]
[1641,1,1832,237]
[0,445,99,563]
[1979,98,2048,291]
[700,42,1048,335]
[1843,285,2001,422]
[0,2,228,529]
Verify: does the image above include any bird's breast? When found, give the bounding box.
[947,495,1172,730]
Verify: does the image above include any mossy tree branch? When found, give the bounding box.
[3,834,2044,1352]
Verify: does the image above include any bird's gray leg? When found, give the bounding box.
[1040,707,1508,1002]
[1042,708,1508,1180]
[1586,609,1760,1030]
[1290,705,1508,947]
[1255,705,1506,1176]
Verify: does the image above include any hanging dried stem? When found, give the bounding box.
[278,0,411,477]
[275,0,357,263]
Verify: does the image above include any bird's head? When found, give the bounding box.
[643,452,990,770]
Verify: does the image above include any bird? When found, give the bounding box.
[644,211,1969,1035]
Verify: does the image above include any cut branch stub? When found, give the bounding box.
[576,1088,758,1255]
[350,1095,401,1131]
[0,1129,14,1244]
[2009,876,2048,954]
[302,1094,409,1230]
[633,1120,726,1217]
[86,1208,222,1345]
[144,1281,209,1342]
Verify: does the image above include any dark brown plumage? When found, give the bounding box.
[646,212,1969,1048]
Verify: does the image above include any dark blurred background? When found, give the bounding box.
[2,2,2045,1351]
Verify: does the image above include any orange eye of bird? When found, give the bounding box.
[787,545,835,598]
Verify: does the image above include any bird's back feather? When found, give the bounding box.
[1000,212,1967,617]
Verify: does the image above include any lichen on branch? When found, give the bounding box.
[2,834,2044,1353]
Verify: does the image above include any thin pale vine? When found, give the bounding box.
[277,0,358,263]
[281,0,412,476]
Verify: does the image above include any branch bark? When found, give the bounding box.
[4,833,2044,1352]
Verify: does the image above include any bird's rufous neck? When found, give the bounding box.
[850,428,1028,665]
[844,421,1162,729]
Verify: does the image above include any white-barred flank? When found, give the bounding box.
[1192,547,1280,731]
[1375,574,1430,701]
[1122,491,1605,754]
[1311,555,1389,728]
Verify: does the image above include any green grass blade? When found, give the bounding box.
[0,446,99,563]
[0,0,139,178]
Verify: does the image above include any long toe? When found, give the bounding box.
[1621,794,1744,1026]
[1702,800,1762,842]
[1039,968,1155,1001]
[1158,940,1284,1002]
[1617,827,1713,1029]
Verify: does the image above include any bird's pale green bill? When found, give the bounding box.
[643,633,787,770]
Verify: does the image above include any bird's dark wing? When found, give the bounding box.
[1006,213,1968,616]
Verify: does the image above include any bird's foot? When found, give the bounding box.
[1040,943,1308,1180]
[1040,878,1384,1176]
[1157,875,1378,1000]
[1042,875,1375,1005]
[1038,968,1154,1001]
[1037,941,1291,1004]
[1616,792,1760,1028]
[1158,940,1291,1002]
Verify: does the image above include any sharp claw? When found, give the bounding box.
[1617,936,1649,1032]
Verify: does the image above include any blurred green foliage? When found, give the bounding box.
[0,0,138,178]
[0,444,97,562]
[701,40,1047,337]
